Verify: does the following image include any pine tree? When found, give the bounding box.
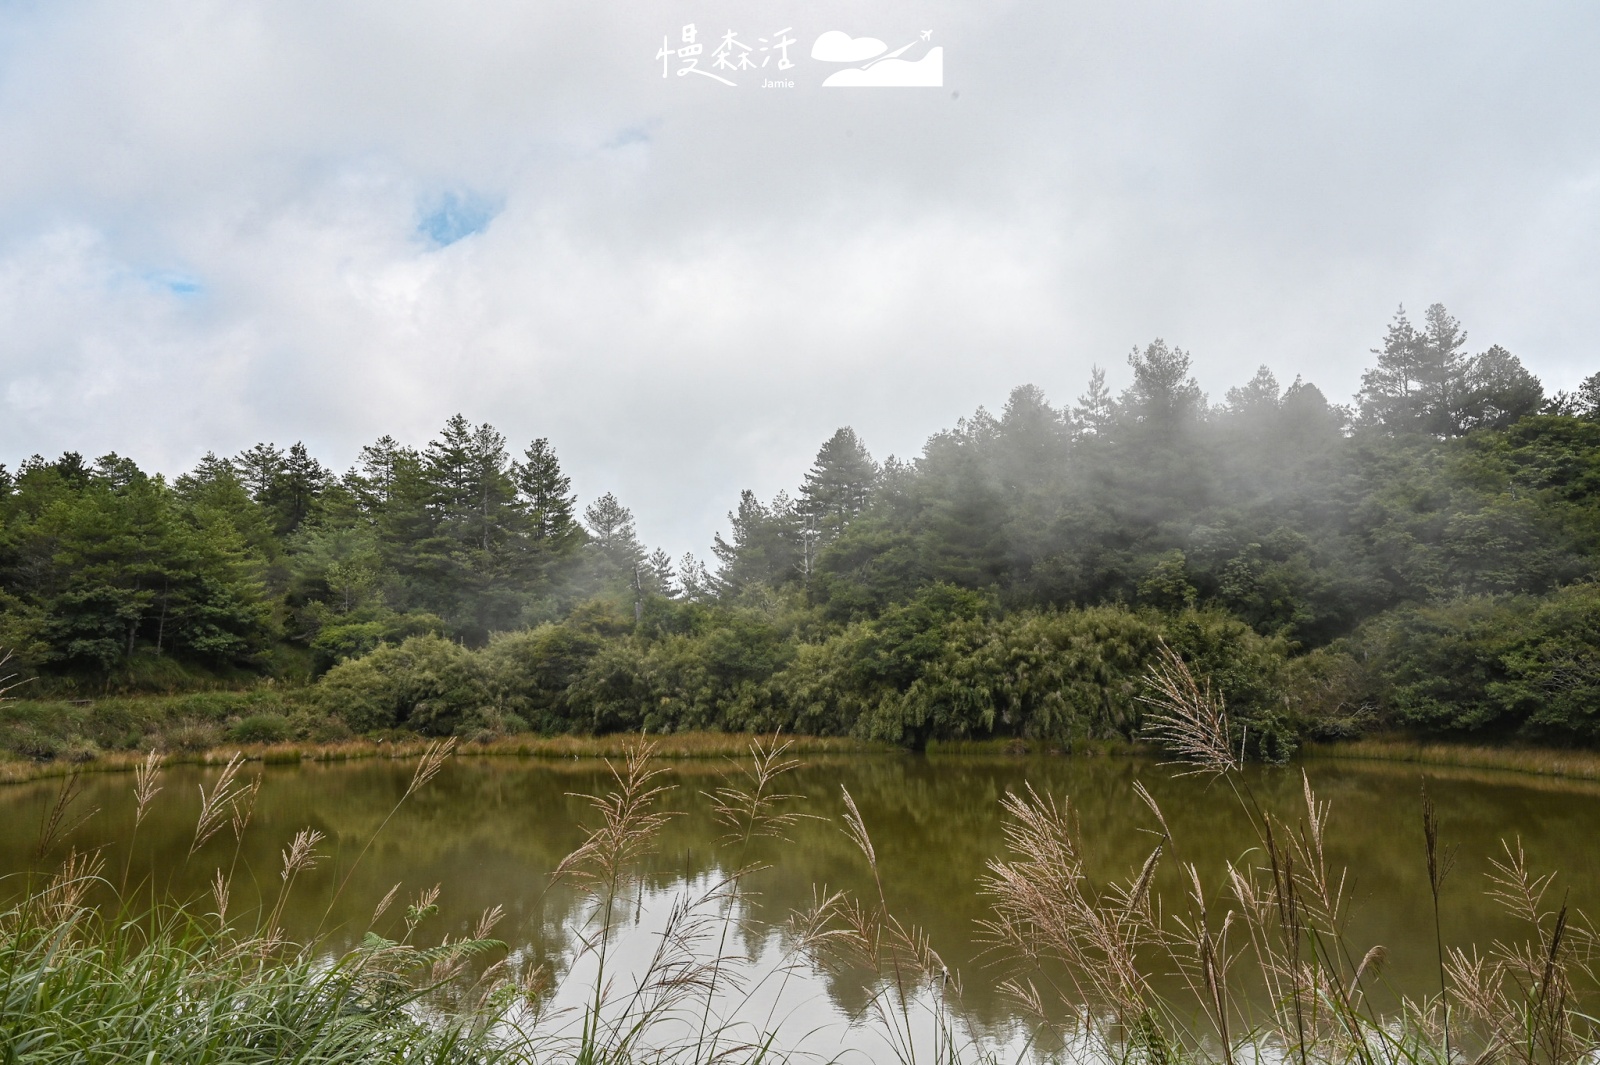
[1464,346,1544,430]
[678,552,714,601]
[643,548,678,598]
[582,492,645,581]
[184,451,239,488]
[1225,367,1281,416]
[516,438,579,546]
[354,435,411,507]
[235,443,286,500]
[423,415,517,553]
[1071,366,1115,437]
[799,428,878,543]
[1120,340,1205,429]
[713,489,804,592]
[1578,372,1600,420]
[1357,304,1473,436]
[261,442,329,535]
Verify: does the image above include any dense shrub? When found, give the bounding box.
[786,594,1294,754]
[1360,582,1600,743]
[225,712,293,744]
[313,633,490,735]
[306,591,1302,753]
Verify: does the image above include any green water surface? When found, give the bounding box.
[1,752,1595,1033]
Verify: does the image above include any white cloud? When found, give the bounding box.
[1,0,1598,557]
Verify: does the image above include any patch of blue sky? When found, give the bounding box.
[417,190,500,248]
[606,124,653,150]
[142,269,204,297]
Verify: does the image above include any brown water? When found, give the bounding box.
[2,751,1597,1040]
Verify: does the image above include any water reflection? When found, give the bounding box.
[1,751,1597,1054]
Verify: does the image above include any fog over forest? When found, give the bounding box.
[5,303,1598,755]
[3,2,1598,559]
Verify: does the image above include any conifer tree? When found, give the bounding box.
[1120,340,1205,429]
[1464,345,1544,430]
[1578,372,1600,420]
[354,435,411,507]
[424,415,517,553]
[799,428,878,543]
[261,442,328,535]
[678,552,715,601]
[1071,366,1115,437]
[516,438,580,547]
[1358,304,1471,436]
[643,548,677,597]
[582,492,645,586]
[713,489,804,592]
[235,443,285,500]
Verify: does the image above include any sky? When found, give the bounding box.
[1,0,1597,561]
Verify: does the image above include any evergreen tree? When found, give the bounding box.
[678,552,715,601]
[1464,345,1544,430]
[1071,366,1115,437]
[1358,304,1472,436]
[582,492,645,588]
[516,438,580,546]
[180,452,239,491]
[643,548,678,597]
[1119,339,1205,430]
[799,428,878,543]
[712,490,803,592]
[260,442,329,536]
[1224,366,1281,417]
[353,435,411,508]
[1578,372,1600,420]
[235,443,285,500]
[423,416,518,551]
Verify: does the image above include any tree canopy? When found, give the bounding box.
[4,304,1597,751]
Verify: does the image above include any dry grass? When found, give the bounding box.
[1304,737,1600,782]
[0,732,881,786]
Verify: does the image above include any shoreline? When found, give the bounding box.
[1302,736,1600,781]
[0,732,887,785]
[5,729,1600,787]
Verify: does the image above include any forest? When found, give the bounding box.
[3,304,1599,757]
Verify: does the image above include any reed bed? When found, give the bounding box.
[2,651,1597,1064]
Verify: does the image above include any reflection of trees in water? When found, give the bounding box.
[0,753,1597,1033]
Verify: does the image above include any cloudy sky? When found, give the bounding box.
[1,0,1596,559]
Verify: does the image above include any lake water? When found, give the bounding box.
[2,750,1596,1057]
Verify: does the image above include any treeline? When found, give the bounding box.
[3,303,1599,754]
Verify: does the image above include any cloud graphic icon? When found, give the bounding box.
[822,47,944,88]
[811,31,888,63]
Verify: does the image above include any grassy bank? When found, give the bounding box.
[0,731,883,785]
[1304,735,1600,781]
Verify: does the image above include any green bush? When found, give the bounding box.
[1360,582,1600,743]
[225,712,293,744]
[313,633,490,735]
[9,727,64,761]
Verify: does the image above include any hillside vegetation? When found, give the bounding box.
[3,304,1598,758]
